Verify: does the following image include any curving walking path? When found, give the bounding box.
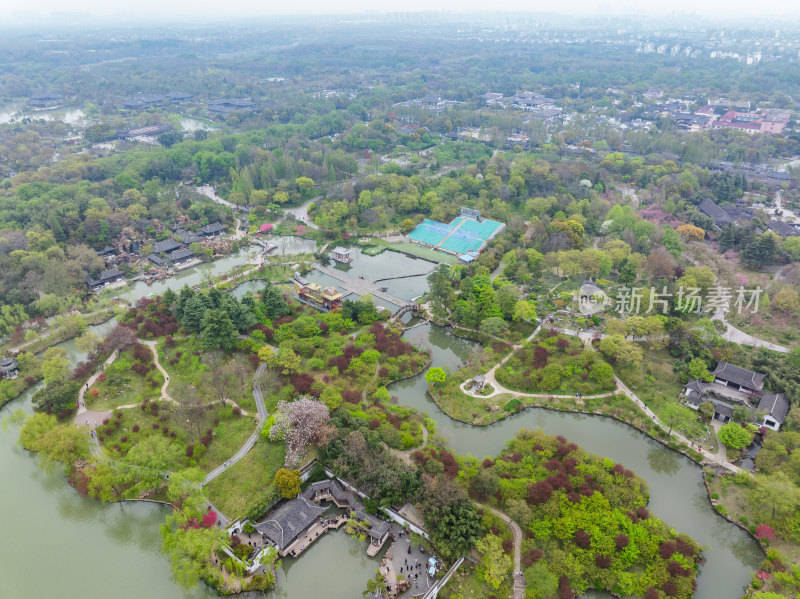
[141,340,177,404]
[283,196,321,229]
[457,325,745,474]
[203,362,269,485]
[481,504,524,599]
[684,252,790,353]
[613,376,743,474]
[75,349,119,416]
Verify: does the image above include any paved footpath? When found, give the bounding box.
[482,505,525,599]
[76,349,119,415]
[457,324,745,475]
[203,362,269,485]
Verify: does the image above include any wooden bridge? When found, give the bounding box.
[372,266,436,283]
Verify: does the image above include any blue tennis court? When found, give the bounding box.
[407,214,505,255]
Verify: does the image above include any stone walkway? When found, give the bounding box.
[141,340,178,404]
[382,529,435,598]
[312,263,410,310]
[203,362,269,485]
[73,409,112,429]
[482,504,524,599]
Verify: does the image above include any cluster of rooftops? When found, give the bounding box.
[255,478,390,555]
[119,93,256,114]
[682,361,790,431]
[143,223,224,268]
[84,223,225,289]
[698,197,800,237]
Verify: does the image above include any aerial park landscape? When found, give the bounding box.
[2,10,800,599]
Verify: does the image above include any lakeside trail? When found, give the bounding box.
[458,325,745,474]
[75,349,119,419]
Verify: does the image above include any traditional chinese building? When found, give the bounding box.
[331,246,352,263]
[293,277,343,312]
[0,357,20,380]
[682,361,789,431]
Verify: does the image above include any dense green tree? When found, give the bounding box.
[425,367,447,385]
[717,422,753,450]
[475,533,513,590]
[41,346,70,384]
[181,295,208,333]
[273,468,302,498]
[200,309,238,351]
[261,281,290,319]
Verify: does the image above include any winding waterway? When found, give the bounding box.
[0,252,763,599]
[393,324,763,599]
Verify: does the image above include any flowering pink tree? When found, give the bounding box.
[756,525,776,541]
[269,397,330,466]
[294,224,307,236]
[260,223,273,234]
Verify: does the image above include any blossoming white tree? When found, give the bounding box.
[269,397,330,466]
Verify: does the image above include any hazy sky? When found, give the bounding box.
[3,0,800,22]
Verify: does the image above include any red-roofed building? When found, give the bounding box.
[712,110,790,135]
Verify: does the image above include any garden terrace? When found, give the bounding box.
[156,336,257,413]
[91,401,255,479]
[267,318,430,449]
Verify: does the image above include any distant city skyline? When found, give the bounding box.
[2,1,800,25]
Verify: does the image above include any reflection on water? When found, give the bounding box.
[646,444,682,476]
[0,103,86,125]
[0,256,765,599]
[271,530,384,598]
[393,323,763,599]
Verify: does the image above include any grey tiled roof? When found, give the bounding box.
[712,361,765,391]
[255,497,326,550]
[152,239,183,254]
[760,393,790,424]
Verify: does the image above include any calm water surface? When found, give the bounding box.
[394,324,763,599]
[0,254,762,599]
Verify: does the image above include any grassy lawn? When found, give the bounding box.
[195,413,258,471]
[386,241,459,265]
[616,347,708,441]
[157,336,257,413]
[86,347,163,410]
[204,437,286,521]
[96,400,255,475]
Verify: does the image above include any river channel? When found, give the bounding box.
[0,103,86,125]
[0,250,762,599]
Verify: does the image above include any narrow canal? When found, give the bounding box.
[0,250,763,599]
